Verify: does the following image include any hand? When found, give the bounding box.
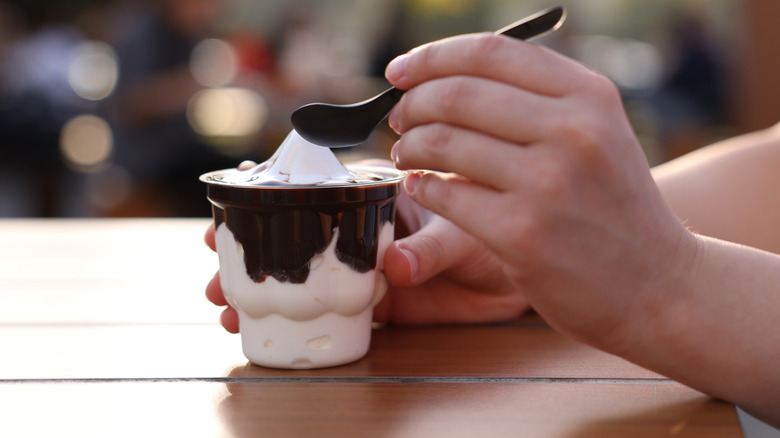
[385,33,696,352]
[376,178,529,325]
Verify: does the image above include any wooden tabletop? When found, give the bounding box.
[0,218,743,437]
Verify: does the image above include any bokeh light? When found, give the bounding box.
[190,38,238,88]
[59,115,113,171]
[573,36,664,91]
[186,87,268,139]
[67,41,119,101]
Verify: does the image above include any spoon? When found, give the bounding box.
[290,6,566,148]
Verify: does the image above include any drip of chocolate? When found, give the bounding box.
[207,182,399,284]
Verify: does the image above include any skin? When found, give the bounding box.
[652,123,780,254]
[206,34,780,425]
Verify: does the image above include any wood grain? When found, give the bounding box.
[0,381,739,438]
[0,219,743,436]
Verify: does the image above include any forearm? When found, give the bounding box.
[652,124,780,253]
[629,234,780,426]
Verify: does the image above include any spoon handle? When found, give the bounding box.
[372,6,565,111]
[496,6,566,41]
[291,6,566,147]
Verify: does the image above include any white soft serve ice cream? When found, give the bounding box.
[202,129,403,369]
[220,130,382,186]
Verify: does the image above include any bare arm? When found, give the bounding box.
[646,125,780,424]
[653,124,780,253]
[629,234,780,425]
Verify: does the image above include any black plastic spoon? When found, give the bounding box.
[290,6,566,148]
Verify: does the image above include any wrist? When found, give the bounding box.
[611,225,704,361]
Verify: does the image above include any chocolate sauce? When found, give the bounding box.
[206,180,401,284]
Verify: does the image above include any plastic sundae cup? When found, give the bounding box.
[200,131,405,369]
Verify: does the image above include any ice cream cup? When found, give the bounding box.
[201,164,405,369]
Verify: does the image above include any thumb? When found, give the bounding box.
[384,216,472,287]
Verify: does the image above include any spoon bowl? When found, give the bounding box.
[291,6,566,148]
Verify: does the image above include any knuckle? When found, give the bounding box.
[556,113,600,155]
[532,160,568,201]
[397,123,453,169]
[501,211,545,261]
[412,233,447,272]
[419,123,454,158]
[411,34,505,75]
[415,172,456,212]
[577,73,623,116]
[435,77,473,114]
[590,72,622,103]
[427,174,456,207]
[555,79,619,165]
[412,40,441,75]
[467,33,506,61]
[562,130,607,173]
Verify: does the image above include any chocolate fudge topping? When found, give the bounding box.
[206,181,400,284]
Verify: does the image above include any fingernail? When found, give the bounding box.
[398,246,419,283]
[404,171,421,195]
[388,105,401,133]
[385,54,409,83]
[390,141,400,165]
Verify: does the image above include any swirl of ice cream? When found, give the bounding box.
[218,129,384,186]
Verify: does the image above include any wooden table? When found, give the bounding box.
[0,219,744,437]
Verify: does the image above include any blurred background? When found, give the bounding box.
[1,0,777,218]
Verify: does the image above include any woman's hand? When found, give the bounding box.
[385,33,696,352]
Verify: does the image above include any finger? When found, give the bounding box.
[206,271,239,333]
[389,76,555,145]
[384,215,476,287]
[221,306,239,333]
[403,170,512,253]
[385,225,447,288]
[206,271,228,306]
[386,33,590,97]
[205,223,216,252]
[392,123,527,191]
[385,180,500,287]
